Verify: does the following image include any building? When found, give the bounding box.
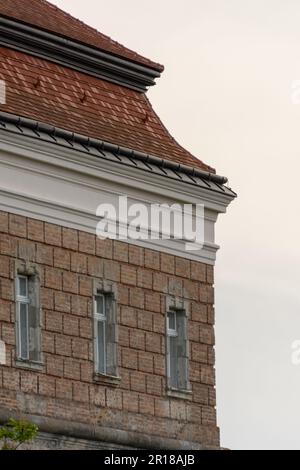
[0,0,236,450]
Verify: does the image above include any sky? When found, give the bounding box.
[52,0,300,450]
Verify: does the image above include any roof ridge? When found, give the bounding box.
[0,7,216,174]
[39,0,133,58]
[0,0,164,72]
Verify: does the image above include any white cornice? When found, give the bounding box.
[0,132,233,264]
[0,131,234,211]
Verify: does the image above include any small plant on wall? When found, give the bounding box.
[0,419,38,450]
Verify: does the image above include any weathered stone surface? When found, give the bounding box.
[0,214,218,449]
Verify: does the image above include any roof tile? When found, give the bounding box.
[0,47,213,172]
[0,0,164,72]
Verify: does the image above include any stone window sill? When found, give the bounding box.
[15,360,44,372]
[167,388,193,401]
[93,373,121,387]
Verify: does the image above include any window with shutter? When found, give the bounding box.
[16,272,41,364]
[94,284,118,378]
[167,305,189,392]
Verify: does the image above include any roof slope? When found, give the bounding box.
[0,47,213,171]
[0,0,163,72]
[0,0,214,173]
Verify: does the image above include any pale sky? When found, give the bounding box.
[52,0,300,450]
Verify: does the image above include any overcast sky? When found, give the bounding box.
[52,0,300,450]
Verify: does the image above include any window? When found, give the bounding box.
[94,289,117,377]
[16,272,41,363]
[167,307,189,391]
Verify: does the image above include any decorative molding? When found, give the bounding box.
[0,16,161,92]
[0,130,234,265]
[0,112,235,191]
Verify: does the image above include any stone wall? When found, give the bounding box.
[0,211,218,449]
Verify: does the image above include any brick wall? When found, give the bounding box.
[0,212,219,449]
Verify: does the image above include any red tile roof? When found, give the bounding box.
[0,0,164,72]
[0,1,214,173]
[0,47,213,172]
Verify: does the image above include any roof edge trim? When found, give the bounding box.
[0,16,161,92]
[0,111,232,188]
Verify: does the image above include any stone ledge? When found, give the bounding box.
[0,407,214,450]
[93,373,121,387]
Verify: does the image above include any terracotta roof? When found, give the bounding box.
[0,0,214,172]
[0,47,214,172]
[0,0,164,72]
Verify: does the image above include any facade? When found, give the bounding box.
[0,0,236,450]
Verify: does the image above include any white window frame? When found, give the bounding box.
[16,275,30,361]
[93,280,119,383]
[167,309,178,380]
[94,293,107,375]
[166,297,191,394]
[167,309,178,336]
